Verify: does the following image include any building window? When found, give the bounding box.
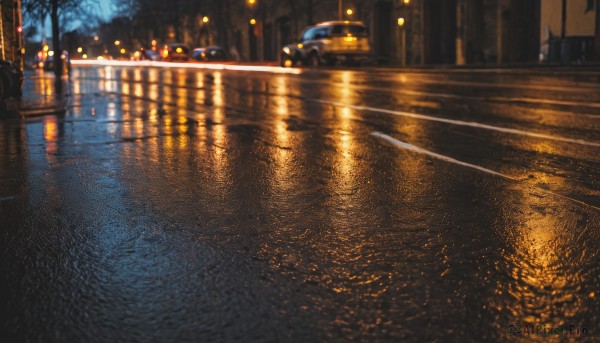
[585,0,595,13]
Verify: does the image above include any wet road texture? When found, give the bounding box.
[1,64,600,342]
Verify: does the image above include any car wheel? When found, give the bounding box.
[308,52,321,67]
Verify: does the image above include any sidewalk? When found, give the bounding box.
[0,96,66,119]
[0,70,67,119]
[17,97,66,117]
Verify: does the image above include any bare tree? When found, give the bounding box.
[23,0,98,95]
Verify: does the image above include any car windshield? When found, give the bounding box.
[331,24,367,36]
[209,49,226,58]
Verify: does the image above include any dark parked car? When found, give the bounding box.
[162,43,190,62]
[280,21,371,67]
[191,46,228,62]
[43,51,71,74]
[0,60,23,100]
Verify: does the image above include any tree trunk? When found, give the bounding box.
[596,0,600,60]
[51,0,62,96]
[560,0,566,38]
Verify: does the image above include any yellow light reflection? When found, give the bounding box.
[492,187,588,333]
[102,66,115,93]
[134,82,143,98]
[212,72,224,107]
[107,102,116,119]
[44,117,58,156]
[72,77,81,117]
[148,68,158,83]
[149,83,159,102]
[122,82,130,96]
[44,118,57,143]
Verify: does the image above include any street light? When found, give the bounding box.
[346,9,353,17]
[77,47,82,53]
[114,40,120,46]
[250,18,256,25]
[202,16,209,23]
[93,35,99,41]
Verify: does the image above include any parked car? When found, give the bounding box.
[161,43,190,62]
[141,49,162,61]
[191,46,228,62]
[43,51,71,74]
[280,21,371,67]
[0,60,23,100]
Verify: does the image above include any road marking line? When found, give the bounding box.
[372,132,600,212]
[0,196,17,202]
[317,100,600,148]
[371,132,515,180]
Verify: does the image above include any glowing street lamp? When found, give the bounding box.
[114,40,121,46]
[397,18,405,27]
[250,18,256,25]
[94,35,99,41]
[202,16,209,23]
[346,8,353,17]
[248,0,255,4]
[77,47,83,53]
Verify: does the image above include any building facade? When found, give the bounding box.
[540,0,599,62]
[0,0,23,65]
[198,0,598,65]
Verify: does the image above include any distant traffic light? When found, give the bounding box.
[16,26,23,33]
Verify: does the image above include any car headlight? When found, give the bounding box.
[282,47,290,55]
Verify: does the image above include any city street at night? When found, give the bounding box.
[1,63,599,341]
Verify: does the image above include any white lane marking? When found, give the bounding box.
[0,196,17,202]
[317,100,600,148]
[371,132,515,180]
[372,132,600,211]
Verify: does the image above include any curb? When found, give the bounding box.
[16,98,67,118]
[19,105,66,117]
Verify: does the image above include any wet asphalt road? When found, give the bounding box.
[1,64,600,342]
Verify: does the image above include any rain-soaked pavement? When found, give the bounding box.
[1,64,600,342]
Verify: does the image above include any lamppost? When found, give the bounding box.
[201,16,210,46]
[398,17,406,67]
[398,0,410,67]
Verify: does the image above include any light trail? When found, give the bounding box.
[71,59,303,75]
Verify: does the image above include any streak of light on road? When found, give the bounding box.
[71,60,303,75]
